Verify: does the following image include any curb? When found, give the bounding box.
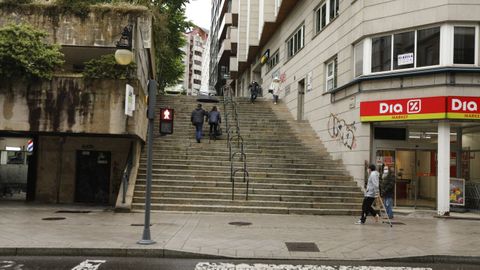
[1,248,480,265]
[0,247,226,259]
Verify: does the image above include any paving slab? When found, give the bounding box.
[0,202,479,262]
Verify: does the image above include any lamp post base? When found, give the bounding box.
[137,239,156,245]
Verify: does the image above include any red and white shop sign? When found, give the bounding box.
[360,96,447,122]
[447,96,480,120]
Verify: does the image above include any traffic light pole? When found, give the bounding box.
[138,80,157,245]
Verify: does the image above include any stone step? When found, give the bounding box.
[139,158,340,168]
[132,191,363,203]
[131,203,361,216]
[132,197,359,209]
[137,169,352,180]
[135,184,363,197]
[134,179,360,192]
[136,173,355,185]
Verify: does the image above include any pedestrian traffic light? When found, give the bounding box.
[159,108,174,134]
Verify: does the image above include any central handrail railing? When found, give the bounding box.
[221,85,250,200]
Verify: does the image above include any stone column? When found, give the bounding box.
[437,120,450,215]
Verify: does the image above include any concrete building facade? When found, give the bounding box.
[210,0,480,214]
[183,28,209,96]
[0,3,154,205]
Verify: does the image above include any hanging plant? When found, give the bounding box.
[83,54,136,80]
[0,23,64,81]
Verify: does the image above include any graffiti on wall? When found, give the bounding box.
[327,113,357,150]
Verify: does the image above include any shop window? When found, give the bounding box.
[374,127,406,141]
[372,35,392,72]
[354,42,363,77]
[393,31,415,70]
[417,27,440,67]
[454,26,475,64]
[325,57,337,92]
[314,1,327,34]
[286,24,304,59]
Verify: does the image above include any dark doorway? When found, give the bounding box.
[297,79,305,121]
[75,150,111,204]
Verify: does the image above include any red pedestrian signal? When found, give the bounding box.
[159,108,174,134]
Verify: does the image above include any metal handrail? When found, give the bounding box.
[221,85,249,201]
[121,142,134,204]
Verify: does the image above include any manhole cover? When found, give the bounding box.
[56,210,91,213]
[228,221,252,226]
[285,242,320,252]
[42,217,66,221]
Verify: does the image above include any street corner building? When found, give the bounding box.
[210,0,480,215]
[0,2,155,205]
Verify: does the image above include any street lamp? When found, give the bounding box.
[115,24,156,245]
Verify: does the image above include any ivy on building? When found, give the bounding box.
[83,54,136,80]
[0,23,64,81]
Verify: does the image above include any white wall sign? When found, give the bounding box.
[125,84,135,117]
[306,71,313,92]
[398,53,414,66]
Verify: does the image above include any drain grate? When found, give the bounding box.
[285,242,320,252]
[56,210,91,214]
[42,217,66,221]
[228,221,252,226]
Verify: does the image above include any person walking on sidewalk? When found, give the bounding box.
[207,106,221,140]
[191,104,207,143]
[381,166,395,219]
[355,164,380,225]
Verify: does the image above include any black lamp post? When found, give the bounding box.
[115,24,156,245]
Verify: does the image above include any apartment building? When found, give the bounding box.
[211,0,480,215]
[183,28,209,96]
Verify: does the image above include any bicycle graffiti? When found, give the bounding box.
[327,113,356,150]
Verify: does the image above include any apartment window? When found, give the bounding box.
[326,57,337,92]
[354,42,363,77]
[194,51,202,57]
[329,0,339,21]
[194,70,202,75]
[267,50,279,72]
[287,25,305,59]
[393,31,415,70]
[194,60,202,65]
[314,2,327,34]
[193,79,201,84]
[417,27,440,67]
[372,35,392,72]
[454,27,475,64]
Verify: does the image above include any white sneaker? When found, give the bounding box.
[354,220,364,225]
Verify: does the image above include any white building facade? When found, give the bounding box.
[211,0,480,215]
[183,28,209,96]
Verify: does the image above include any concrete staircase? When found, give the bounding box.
[131,95,363,215]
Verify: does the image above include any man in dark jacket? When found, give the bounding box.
[381,166,395,219]
[207,106,221,140]
[249,81,259,103]
[191,104,207,143]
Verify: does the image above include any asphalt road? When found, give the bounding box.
[0,257,478,270]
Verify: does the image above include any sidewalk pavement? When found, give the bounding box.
[0,202,479,263]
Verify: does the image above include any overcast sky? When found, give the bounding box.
[185,0,212,30]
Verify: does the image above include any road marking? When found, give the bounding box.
[0,261,23,270]
[195,263,433,270]
[72,260,106,270]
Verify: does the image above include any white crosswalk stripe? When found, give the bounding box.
[194,262,433,270]
[71,259,106,270]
